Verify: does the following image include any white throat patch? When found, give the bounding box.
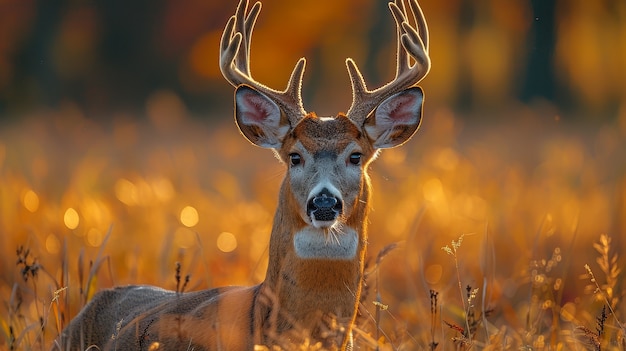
[293,226,358,260]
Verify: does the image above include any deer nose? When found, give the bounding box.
[307,188,343,223]
[313,193,337,209]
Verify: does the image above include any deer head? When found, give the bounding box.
[220,0,429,244]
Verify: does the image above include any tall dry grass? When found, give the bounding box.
[1,101,625,350]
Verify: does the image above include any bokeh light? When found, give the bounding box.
[22,189,39,213]
[45,234,61,254]
[115,178,139,206]
[180,206,199,228]
[63,208,80,230]
[86,228,104,247]
[216,232,237,253]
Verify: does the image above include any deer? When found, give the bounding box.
[56,0,429,349]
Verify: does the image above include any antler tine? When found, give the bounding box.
[234,0,260,76]
[346,0,430,124]
[220,0,307,125]
[394,0,409,77]
[408,0,429,51]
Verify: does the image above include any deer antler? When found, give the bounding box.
[346,0,430,124]
[219,0,307,126]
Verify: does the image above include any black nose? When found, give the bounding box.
[313,193,337,209]
[307,189,343,222]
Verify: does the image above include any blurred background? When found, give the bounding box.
[0,0,624,119]
[1,0,626,349]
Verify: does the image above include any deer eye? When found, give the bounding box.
[289,153,302,166]
[349,153,362,165]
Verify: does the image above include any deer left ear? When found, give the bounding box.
[364,87,423,149]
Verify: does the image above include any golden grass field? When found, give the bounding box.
[1,98,625,349]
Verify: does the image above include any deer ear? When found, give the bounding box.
[364,87,423,149]
[235,85,290,148]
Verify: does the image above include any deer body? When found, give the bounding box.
[57,0,429,349]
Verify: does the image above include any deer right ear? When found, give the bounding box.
[235,85,290,148]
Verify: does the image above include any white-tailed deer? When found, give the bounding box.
[57,0,429,349]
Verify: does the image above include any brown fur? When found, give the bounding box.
[260,114,373,349]
[57,115,374,351]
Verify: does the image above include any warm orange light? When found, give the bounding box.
[435,148,459,171]
[216,232,237,253]
[180,206,199,227]
[115,178,139,206]
[424,264,443,285]
[151,177,175,202]
[174,227,196,249]
[45,233,61,254]
[189,31,221,79]
[560,302,576,322]
[64,208,80,229]
[86,228,104,247]
[22,189,39,212]
[423,178,444,202]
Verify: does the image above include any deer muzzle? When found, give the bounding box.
[306,188,343,226]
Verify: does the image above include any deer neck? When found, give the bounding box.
[261,176,370,321]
